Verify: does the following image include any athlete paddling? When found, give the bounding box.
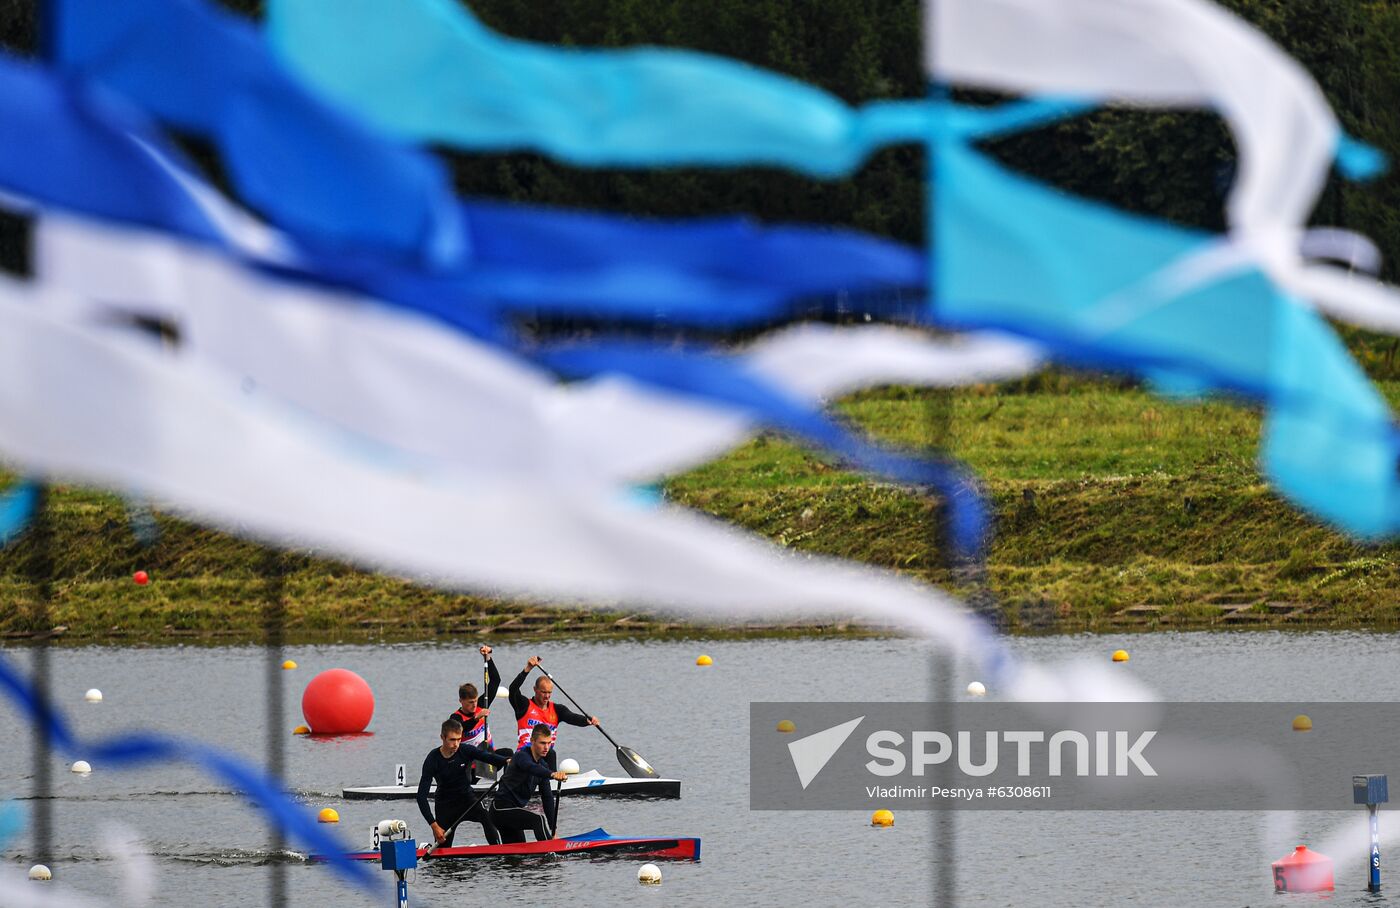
[449,645,500,773]
[508,655,598,770]
[417,718,509,847]
[489,723,569,843]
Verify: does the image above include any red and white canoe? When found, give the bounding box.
[324,827,700,862]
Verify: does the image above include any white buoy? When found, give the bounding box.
[84,689,103,703]
[637,862,662,885]
[559,758,581,775]
[966,681,987,697]
[28,864,51,881]
[70,760,91,774]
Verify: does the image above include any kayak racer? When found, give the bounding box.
[417,718,508,846]
[489,723,569,843]
[508,654,597,771]
[449,644,501,774]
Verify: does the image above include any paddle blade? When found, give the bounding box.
[617,745,659,779]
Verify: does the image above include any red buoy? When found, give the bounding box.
[133,570,149,586]
[301,668,375,734]
[1272,845,1334,893]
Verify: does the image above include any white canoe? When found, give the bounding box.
[342,769,681,800]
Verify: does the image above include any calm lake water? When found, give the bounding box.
[3,631,1399,907]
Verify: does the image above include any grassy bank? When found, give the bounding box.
[3,378,1398,643]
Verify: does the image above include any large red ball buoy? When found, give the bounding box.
[301,669,374,734]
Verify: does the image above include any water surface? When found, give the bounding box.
[2,631,1397,906]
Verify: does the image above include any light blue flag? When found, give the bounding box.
[0,480,39,545]
[931,105,1400,539]
[265,0,929,174]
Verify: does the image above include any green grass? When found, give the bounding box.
[670,378,1400,629]
[3,378,1398,641]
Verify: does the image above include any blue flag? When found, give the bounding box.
[265,0,930,174]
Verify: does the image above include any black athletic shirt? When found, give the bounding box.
[494,746,559,817]
[416,744,508,826]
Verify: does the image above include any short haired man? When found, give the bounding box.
[508,655,597,771]
[489,723,569,843]
[417,718,508,847]
[449,644,501,774]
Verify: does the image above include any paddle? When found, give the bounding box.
[474,647,499,781]
[424,778,499,857]
[535,661,659,779]
[547,775,563,840]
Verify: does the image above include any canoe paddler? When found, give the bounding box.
[489,723,569,843]
[449,645,500,772]
[508,655,598,770]
[418,718,509,847]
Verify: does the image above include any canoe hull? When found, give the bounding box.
[320,828,700,862]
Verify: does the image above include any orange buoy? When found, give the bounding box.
[1272,845,1334,893]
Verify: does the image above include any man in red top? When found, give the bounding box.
[507,655,598,771]
[448,645,500,775]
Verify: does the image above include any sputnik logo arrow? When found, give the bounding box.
[787,716,864,789]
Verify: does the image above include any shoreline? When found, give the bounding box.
[4,607,1396,648]
[4,384,1396,647]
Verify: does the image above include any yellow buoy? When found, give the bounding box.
[871,809,894,827]
[28,864,52,881]
[776,719,796,733]
[318,808,340,824]
[1111,649,1130,663]
[696,654,713,666]
[282,660,298,670]
[293,725,311,735]
[1292,714,1313,732]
